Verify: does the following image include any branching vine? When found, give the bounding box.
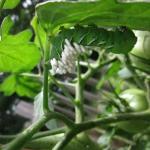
[0,1,150,150]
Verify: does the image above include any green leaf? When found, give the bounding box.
[0,0,21,9]
[31,16,46,49]
[0,74,16,95]
[0,43,40,72]
[1,15,14,38]
[36,0,150,31]
[0,29,41,72]
[0,74,41,98]
[3,29,33,43]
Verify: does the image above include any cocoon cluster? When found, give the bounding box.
[50,39,85,75]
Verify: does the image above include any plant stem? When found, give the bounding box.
[82,57,117,81]
[108,80,130,111]
[95,128,135,145]
[4,115,49,150]
[75,59,84,123]
[0,127,66,144]
[53,110,150,150]
[5,110,150,150]
[0,135,16,144]
[125,55,144,89]
[2,111,74,150]
[34,17,44,54]
[77,110,150,133]
[20,73,42,80]
[49,73,75,102]
[46,112,75,128]
[43,34,51,113]
[52,130,75,150]
[32,127,66,140]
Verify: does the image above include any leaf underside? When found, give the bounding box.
[36,0,150,31]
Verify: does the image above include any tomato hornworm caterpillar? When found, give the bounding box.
[50,25,137,59]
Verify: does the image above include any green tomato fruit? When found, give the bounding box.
[130,31,150,73]
[118,89,149,133]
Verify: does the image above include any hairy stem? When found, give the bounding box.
[34,17,44,54]
[75,59,84,123]
[46,112,75,128]
[49,73,74,102]
[0,127,66,144]
[0,135,16,144]
[33,127,66,140]
[2,111,74,150]
[43,34,51,112]
[76,110,150,134]
[4,110,150,150]
[125,55,144,89]
[82,57,117,81]
[3,116,49,150]
[52,130,75,150]
[52,110,150,150]
[95,128,135,145]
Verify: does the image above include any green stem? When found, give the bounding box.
[5,109,150,150]
[2,112,74,150]
[46,112,75,128]
[0,127,66,144]
[43,34,51,113]
[95,128,135,145]
[25,134,65,150]
[20,73,42,80]
[0,135,16,144]
[108,80,130,111]
[75,59,84,123]
[52,110,150,150]
[82,57,117,81]
[125,55,144,89]
[49,73,74,102]
[52,130,75,150]
[3,116,49,150]
[78,110,150,132]
[32,127,66,140]
[34,17,44,54]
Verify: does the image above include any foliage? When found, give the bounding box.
[0,29,41,72]
[0,74,41,98]
[0,0,21,9]
[0,0,150,150]
[36,0,150,31]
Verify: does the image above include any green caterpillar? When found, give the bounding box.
[51,25,137,59]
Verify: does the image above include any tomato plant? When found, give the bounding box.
[0,1,150,150]
[130,31,150,73]
[118,89,150,133]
